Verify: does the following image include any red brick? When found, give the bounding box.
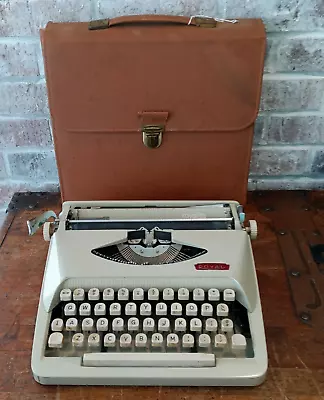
[0,119,52,148]
[0,153,8,179]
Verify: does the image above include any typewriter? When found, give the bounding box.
[27,200,267,386]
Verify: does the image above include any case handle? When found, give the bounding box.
[88,14,218,30]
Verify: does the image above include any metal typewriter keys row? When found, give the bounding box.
[61,301,230,317]
[48,331,247,353]
[47,288,251,358]
[51,317,233,333]
[60,287,236,302]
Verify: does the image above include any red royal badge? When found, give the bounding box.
[195,263,230,271]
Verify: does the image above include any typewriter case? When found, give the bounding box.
[41,15,266,204]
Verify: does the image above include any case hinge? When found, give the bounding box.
[88,19,110,30]
[193,17,217,28]
[142,125,164,149]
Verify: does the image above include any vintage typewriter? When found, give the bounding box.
[27,200,267,386]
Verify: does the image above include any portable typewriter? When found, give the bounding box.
[27,200,267,386]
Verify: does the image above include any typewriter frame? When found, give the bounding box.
[31,200,267,386]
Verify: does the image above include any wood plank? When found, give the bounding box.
[0,211,15,248]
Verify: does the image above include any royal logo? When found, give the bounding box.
[195,263,230,270]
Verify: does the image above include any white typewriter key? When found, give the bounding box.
[72,333,84,348]
[118,288,129,301]
[140,302,152,316]
[66,318,78,331]
[221,318,234,333]
[178,287,189,301]
[128,317,140,331]
[148,288,159,301]
[104,333,116,347]
[135,333,147,347]
[171,302,182,316]
[199,334,211,348]
[112,317,124,331]
[217,303,229,317]
[151,333,164,347]
[82,318,94,332]
[201,303,213,317]
[143,318,155,332]
[94,302,106,316]
[51,318,63,332]
[186,303,198,316]
[64,302,76,316]
[96,318,109,332]
[120,333,132,348]
[60,289,71,301]
[175,318,187,332]
[208,288,220,301]
[223,289,235,302]
[73,288,85,301]
[193,288,204,301]
[110,303,121,316]
[190,318,202,332]
[79,303,91,316]
[48,332,63,348]
[215,334,227,348]
[205,318,218,332]
[182,333,194,348]
[167,333,179,347]
[156,302,167,316]
[125,302,137,316]
[103,288,114,301]
[163,288,174,301]
[158,318,170,332]
[231,334,247,351]
[88,333,100,348]
[133,288,144,301]
[88,287,100,301]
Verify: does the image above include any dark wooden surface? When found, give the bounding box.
[1,191,324,400]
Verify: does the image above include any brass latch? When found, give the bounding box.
[142,125,164,149]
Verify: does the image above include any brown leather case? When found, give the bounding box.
[41,15,266,204]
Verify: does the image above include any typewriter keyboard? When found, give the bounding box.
[46,288,253,362]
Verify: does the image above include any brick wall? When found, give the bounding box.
[0,0,324,213]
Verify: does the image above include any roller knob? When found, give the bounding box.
[43,222,52,242]
[248,220,258,240]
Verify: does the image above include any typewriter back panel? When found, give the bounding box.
[41,17,266,204]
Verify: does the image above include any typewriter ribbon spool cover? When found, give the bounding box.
[40,16,266,204]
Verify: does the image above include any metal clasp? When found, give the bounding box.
[142,125,164,149]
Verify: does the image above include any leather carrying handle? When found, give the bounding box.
[89,15,217,30]
[110,15,198,26]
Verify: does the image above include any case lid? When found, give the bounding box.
[41,16,266,134]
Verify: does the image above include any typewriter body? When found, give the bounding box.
[28,200,267,386]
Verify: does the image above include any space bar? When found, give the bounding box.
[82,353,216,367]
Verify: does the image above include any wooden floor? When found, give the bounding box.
[1,191,324,399]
